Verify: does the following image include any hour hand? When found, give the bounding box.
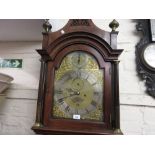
[62,92,80,99]
[66,88,76,93]
[66,88,80,96]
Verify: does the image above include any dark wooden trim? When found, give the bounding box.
[113,61,121,129]
[47,32,123,61]
[32,126,116,135]
[32,58,46,127]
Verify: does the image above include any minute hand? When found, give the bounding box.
[64,92,80,99]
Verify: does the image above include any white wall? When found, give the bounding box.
[0,19,155,135]
[0,42,41,134]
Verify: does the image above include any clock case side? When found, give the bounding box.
[32,19,123,134]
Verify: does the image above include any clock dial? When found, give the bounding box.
[53,51,104,121]
[143,43,155,68]
[71,52,88,68]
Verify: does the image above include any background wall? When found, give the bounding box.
[0,19,155,135]
[0,42,41,134]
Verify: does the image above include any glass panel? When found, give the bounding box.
[53,51,104,121]
[144,44,155,68]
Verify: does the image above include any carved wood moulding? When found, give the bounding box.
[70,19,90,26]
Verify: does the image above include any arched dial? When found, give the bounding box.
[53,51,104,121]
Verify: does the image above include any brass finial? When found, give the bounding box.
[109,19,119,31]
[114,128,123,135]
[43,19,52,33]
[33,122,43,128]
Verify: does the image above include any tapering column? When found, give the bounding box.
[32,20,52,128]
[113,60,122,134]
[109,19,122,134]
[33,57,45,127]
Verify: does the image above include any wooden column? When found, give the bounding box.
[113,60,123,134]
[32,50,51,128]
[32,20,52,129]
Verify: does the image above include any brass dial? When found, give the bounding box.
[53,51,104,121]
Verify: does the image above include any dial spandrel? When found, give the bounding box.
[53,51,104,121]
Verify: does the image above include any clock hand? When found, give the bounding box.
[66,88,81,95]
[69,91,80,96]
[57,92,80,104]
[59,92,80,102]
[76,70,81,78]
[66,88,76,93]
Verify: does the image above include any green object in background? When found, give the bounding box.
[0,59,22,68]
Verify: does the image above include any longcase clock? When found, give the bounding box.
[32,19,123,134]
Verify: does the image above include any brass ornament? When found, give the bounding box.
[114,128,123,135]
[109,19,119,31]
[43,19,52,33]
[33,122,43,128]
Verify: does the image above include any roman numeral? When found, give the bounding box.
[75,109,79,114]
[91,101,97,107]
[85,75,89,80]
[76,103,80,107]
[85,108,89,114]
[65,106,70,112]
[55,90,63,94]
[77,71,81,78]
[94,91,99,95]
[67,74,72,80]
[57,98,64,105]
[92,82,97,86]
